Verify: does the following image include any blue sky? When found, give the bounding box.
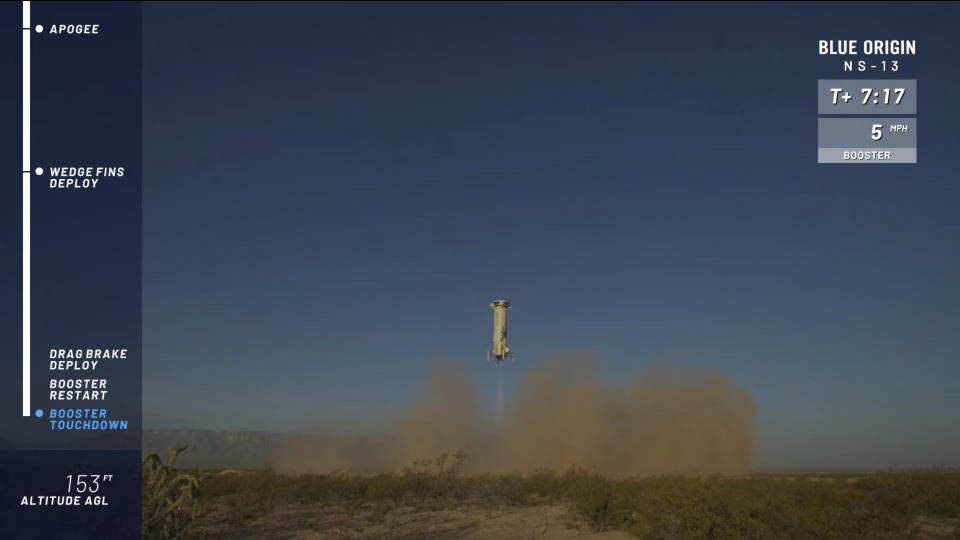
[142,2,960,470]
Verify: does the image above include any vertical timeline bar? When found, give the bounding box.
[22,0,30,417]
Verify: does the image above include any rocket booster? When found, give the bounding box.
[490,299,511,363]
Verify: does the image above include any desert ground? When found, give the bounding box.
[192,499,635,539]
[141,363,957,539]
[143,455,960,539]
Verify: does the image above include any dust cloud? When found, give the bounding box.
[275,354,756,477]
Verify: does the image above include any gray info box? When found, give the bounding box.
[818,79,916,115]
[817,148,916,164]
[818,118,917,148]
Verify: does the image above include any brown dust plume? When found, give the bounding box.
[275,353,756,477]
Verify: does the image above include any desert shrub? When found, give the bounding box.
[397,450,468,508]
[142,446,200,540]
[221,469,284,526]
[859,471,960,519]
[433,450,468,503]
[615,475,930,539]
[527,469,562,503]
[364,473,406,507]
[561,467,618,532]
[167,454,960,539]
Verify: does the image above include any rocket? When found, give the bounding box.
[489,299,513,363]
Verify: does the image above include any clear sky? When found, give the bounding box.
[142,2,960,471]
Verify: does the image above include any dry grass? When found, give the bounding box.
[147,454,960,539]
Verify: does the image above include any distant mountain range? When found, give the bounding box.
[142,428,293,469]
